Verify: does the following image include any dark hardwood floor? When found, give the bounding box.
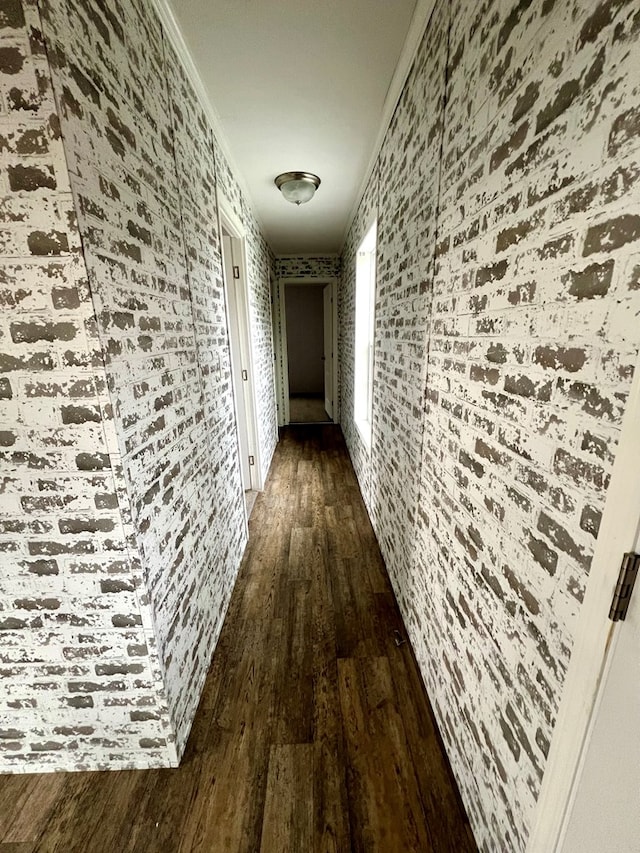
[0,425,476,852]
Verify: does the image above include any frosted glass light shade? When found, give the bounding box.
[281,178,316,205]
[275,172,321,205]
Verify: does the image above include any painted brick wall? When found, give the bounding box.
[372,1,449,601]
[0,0,172,771]
[39,0,278,760]
[276,255,341,279]
[340,0,640,849]
[1,0,278,773]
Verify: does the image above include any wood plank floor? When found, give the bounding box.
[0,426,476,853]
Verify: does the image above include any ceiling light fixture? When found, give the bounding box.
[274,171,321,206]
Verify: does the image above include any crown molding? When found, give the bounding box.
[342,0,437,245]
[150,0,262,230]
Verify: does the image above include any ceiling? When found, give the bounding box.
[168,0,418,255]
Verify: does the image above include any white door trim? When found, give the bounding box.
[276,276,338,426]
[222,233,251,492]
[271,275,286,427]
[323,284,333,419]
[277,279,291,425]
[527,352,640,852]
[217,192,263,491]
[331,278,339,423]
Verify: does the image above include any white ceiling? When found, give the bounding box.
[168,0,418,255]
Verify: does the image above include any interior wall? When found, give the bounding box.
[0,0,173,771]
[285,285,324,394]
[0,0,278,773]
[339,0,640,850]
[276,255,340,279]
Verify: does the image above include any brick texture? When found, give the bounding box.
[0,0,172,772]
[1,0,277,773]
[276,255,341,279]
[340,0,640,849]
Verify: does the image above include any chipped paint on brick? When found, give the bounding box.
[275,256,341,279]
[0,0,174,773]
[340,0,640,849]
[1,0,277,773]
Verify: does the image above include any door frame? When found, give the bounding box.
[323,283,334,419]
[217,192,263,491]
[275,276,338,426]
[527,351,640,851]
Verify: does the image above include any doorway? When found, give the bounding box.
[219,200,262,511]
[274,278,338,425]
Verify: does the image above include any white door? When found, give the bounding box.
[323,284,333,419]
[222,233,251,490]
[528,351,640,852]
[560,539,640,852]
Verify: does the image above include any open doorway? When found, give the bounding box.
[286,283,329,423]
[276,279,337,425]
[219,201,262,515]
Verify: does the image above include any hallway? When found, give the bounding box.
[0,427,475,852]
[2,0,640,847]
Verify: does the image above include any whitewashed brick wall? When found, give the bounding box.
[0,0,278,772]
[340,0,640,849]
[276,255,341,279]
[0,0,173,772]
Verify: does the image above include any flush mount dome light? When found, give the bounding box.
[274,171,321,205]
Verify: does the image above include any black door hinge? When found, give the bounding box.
[233,265,240,279]
[609,552,640,622]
